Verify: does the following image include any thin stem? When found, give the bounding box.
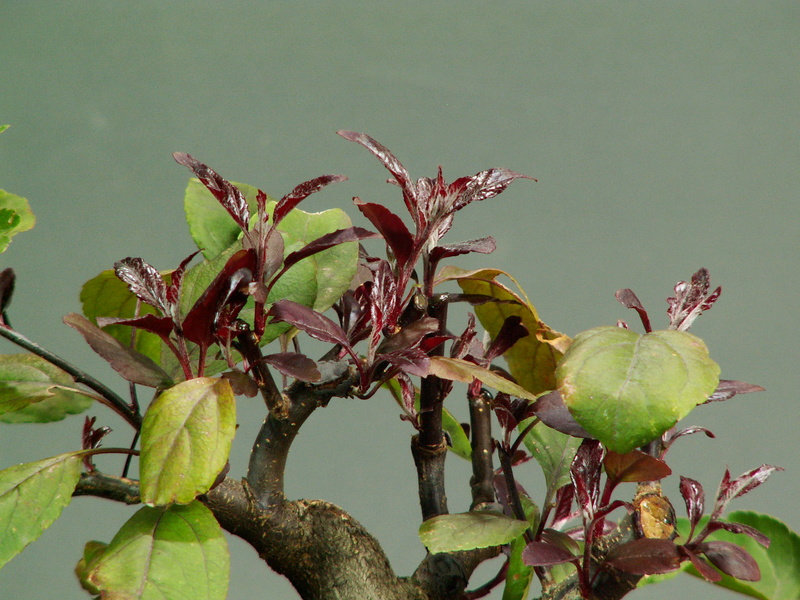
[122,430,140,479]
[0,325,142,429]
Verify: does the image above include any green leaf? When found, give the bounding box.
[646,512,800,599]
[0,189,35,253]
[0,354,95,423]
[0,125,9,134]
[140,378,236,505]
[428,356,539,402]
[75,540,108,595]
[442,266,570,395]
[184,178,263,260]
[504,535,535,600]
[80,269,163,365]
[87,501,229,600]
[520,416,582,497]
[418,511,529,553]
[0,451,83,569]
[557,326,720,454]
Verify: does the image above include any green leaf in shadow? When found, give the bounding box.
[419,511,529,553]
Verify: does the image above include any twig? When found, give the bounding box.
[0,325,142,429]
[468,388,495,509]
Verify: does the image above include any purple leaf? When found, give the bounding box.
[268,299,350,348]
[115,257,169,314]
[540,528,582,556]
[663,426,716,449]
[354,199,415,269]
[679,546,722,582]
[449,168,534,212]
[679,476,705,534]
[376,317,439,355]
[337,131,419,224]
[166,251,200,307]
[570,440,604,520]
[221,369,259,397]
[711,465,784,519]
[705,520,771,548]
[522,541,576,567]
[282,226,380,272]
[531,391,593,438]
[484,315,529,362]
[261,352,321,382]
[273,174,348,226]
[449,313,478,361]
[382,347,430,378]
[173,152,250,231]
[64,313,172,388]
[704,379,765,403]
[667,268,722,331]
[695,541,761,581]
[605,538,682,575]
[604,450,672,485]
[551,485,576,530]
[615,288,652,333]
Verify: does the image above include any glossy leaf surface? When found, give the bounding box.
[557,326,720,453]
[418,511,528,553]
[140,377,235,505]
[0,452,82,568]
[87,501,229,600]
[0,354,94,423]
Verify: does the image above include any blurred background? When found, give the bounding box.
[1,3,797,599]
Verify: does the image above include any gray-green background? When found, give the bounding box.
[1,3,797,599]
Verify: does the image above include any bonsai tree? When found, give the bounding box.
[0,126,798,600]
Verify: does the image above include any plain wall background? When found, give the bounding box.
[1,3,798,599]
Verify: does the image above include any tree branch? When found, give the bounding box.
[468,389,494,509]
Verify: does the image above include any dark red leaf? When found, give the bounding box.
[115,257,169,314]
[615,288,652,333]
[679,476,705,533]
[605,538,682,575]
[604,450,672,485]
[551,485,576,529]
[273,174,348,226]
[96,313,176,339]
[382,347,430,378]
[260,352,321,382]
[540,528,582,556]
[268,299,350,348]
[711,465,784,519]
[570,440,604,519]
[173,152,250,231]
[667,268,721,331]
[221,369,259,398]
[679,546,721,582]
[695,541,760,581]
[449,313,477,361]
[0,268,15,314]
[376,317,439,355]
[485,315,529,362]
[337,131,419,224]
[663,426,716,448]
[522,541,576,567]
[531,391,593,438]
[166,251,200,307]
[704,379,765,403]
[182,249,257,347]
[705,520,771,548]
[354,199,415,269]
[282,226,380,272]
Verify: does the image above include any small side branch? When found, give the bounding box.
[73,471,141,505]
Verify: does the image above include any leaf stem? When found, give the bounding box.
[0,324,142,429]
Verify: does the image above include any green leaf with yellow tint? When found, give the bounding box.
[0,189,35,253]
[557,326,720,454]
[419,511,529,553]
[0,452,83,569]
[428,356,539,402]
[140,377,235,505]
[0,354,95,423]
[86,501,229,600]
[440,266,569,395]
